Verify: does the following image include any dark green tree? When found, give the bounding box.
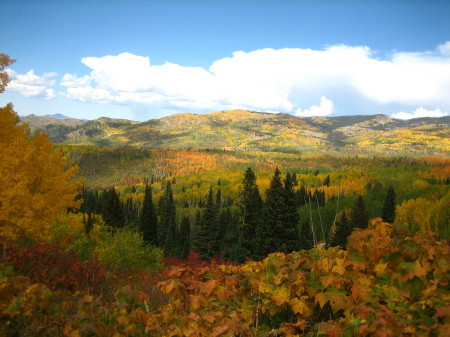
[255,168,286,259]
[159,181,177,256]
[282,173,300,253]
[195,187,221,260]
[177,216,191,259]
[239,167,263,258]
[329,210,352,249]
[139,184,158,245]
[351,195,369,229]
[102,188,125,229]
[382,185,396,223]
[299,220,315,250]
[323,174,330,187]
[296,185,308,207]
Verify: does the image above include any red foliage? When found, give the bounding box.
[5,242,107,293]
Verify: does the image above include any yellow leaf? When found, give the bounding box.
[289,297,311,316]
[273,286,290,306]
[374,262,388,275]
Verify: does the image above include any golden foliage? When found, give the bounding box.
[0,104,80,241]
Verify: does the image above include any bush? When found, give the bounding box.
[94,227,163,272]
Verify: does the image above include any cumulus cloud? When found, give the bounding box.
[59,42,450,115]
[295,96,334,117]
[6,69,56,99]
[391,107,449,120]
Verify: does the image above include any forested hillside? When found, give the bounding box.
[22,110,450,156]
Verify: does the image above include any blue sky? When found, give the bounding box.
[1,0,450,121]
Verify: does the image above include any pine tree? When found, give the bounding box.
[103,188,125,230]
[177,216,191,259]
[282,173,300,253]
[296,185,307,207]
[351,195,369,229]
[329,210,352,249]
[256,168,286,259]
[382,185,396,223]
[323,174,330,187]
[195,187,220,260]
[239,167,263,258]
[139,184,158,245]
[299,220,315,250]
[159,181,177,256]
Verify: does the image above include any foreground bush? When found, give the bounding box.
[1,219,450,336]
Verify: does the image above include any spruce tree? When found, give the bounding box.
[195,187,221,260]
[323,174,330,187]
[382,185,396,223]
[296,185,307,207]
[159,181,177,256]
[256,168,286,259]
[282,173,300,253]
[329,210,352,249]
[351,195,369,229]
[139,184,158,245]
[299,220,315,250]
[177,216,191,259]
[102,188,125,230]
[239,167,263,258]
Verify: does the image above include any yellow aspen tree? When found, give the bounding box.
[0,56,81,242]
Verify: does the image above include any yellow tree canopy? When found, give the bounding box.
[0,103,81,241]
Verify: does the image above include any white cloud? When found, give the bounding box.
[6,69,57,100]
[59,42,450,115]
[61,74,91,87]
[391,107,449,120]
[295,96,334,117]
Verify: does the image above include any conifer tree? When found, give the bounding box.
[282,173,300,253]
[351,195,369,229]
[177,216,191,259]
[103,188,125,230]
[239,167,263,257]
[256,168,286,259]
[296,185,308,207]
[139,184,158,245]
[195,187,220,260]
[323,174,331,187]
[382,185,396,223]
[299,220,315,250]
[159,181,177,256]
[329,210,352,248]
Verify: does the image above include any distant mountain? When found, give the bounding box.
[42,113,70,119]
[20,110,450,156]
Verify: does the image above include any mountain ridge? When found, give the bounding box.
[20,109,450,156]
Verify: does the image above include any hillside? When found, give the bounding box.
[21,110,450,156]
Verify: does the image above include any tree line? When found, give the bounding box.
[79,167,397,262]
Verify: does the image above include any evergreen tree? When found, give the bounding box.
[102,188,125,229]
[296,185,308,207]
[177,216,191,259]
[282,173,300,253]
[329,210,352,249]
[159,181,177,256]
[323,174,330,187]
[382,185,396,223]
[256,168,286,259]
[292,172,298,186]
[239,167,263,258]
[195,187,221,260]
[351,195,369,229]
[139,184,158,245]
[299,220,315,250]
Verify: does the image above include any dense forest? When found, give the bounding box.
[1,53,450,336]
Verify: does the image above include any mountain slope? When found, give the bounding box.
[20,110,450,156]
